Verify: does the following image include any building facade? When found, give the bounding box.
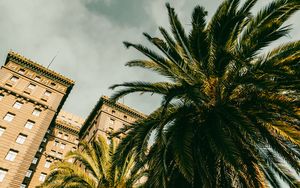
[26,110,84,187]
[0,52,146,188]
[0,51,74,188]
[79,96,146,142]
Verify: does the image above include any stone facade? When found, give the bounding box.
[0,52,146,188]
[0,51,74,188]
[26,111,84,187]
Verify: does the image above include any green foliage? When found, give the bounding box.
[111,0,300,187]
[39,136,144,188]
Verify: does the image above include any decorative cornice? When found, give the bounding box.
[101,96,147,119]
[79,95,147,138]
[5,51,74,86]
[0,85,50,110]
[55,119,80,135]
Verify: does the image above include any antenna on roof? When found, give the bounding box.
[47,52,59,69]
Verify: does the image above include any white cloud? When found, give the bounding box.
[0,0,298,119]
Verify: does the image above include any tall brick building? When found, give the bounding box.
[0,52,146,188]
[0,51,74,188]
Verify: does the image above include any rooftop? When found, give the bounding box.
[5,51,74,86]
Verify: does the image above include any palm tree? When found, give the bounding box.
[39,136,144,188]
[110,0,300,187]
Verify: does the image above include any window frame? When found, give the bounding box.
[16,134,27,144]
[5,149,18,161]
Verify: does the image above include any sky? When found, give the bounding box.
[0,0,299,119]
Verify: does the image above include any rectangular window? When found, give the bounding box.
[39,173,47,182]
[32,109,41,117]
[27,84,36,90]
[32,157,38,164]
[38,147,43,152]
[0,94,4,101]
[3,113,15,122]
[72,147,76,151]
[0,127,5,136]
[24,120,35,129]
[44,160,51,168]
[13,101,23,109]
[0,168,8,182]
[60,143,66,149]
[57,152,63,158]
[57,132,62,138]
[25,170,32,177]
[5,150,18,161]
[64,134,68,140]
[54,140,59,146]
[20,184,26,188]
[50,150,56,156]
[44,91,51,97]
[109,118,115,125]
[42,138,47,143]
[16,134,27,144]
[34,76,41,81]
[10,76,19,82]
[18,69,25,74]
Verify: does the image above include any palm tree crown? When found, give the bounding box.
[39,136,143,188]
[110,0,300,187]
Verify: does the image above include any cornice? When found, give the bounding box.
[5,51,74,86]
[55,119,80,135]
[79,95,147,138]
[101,96,147,119]
[0,85,51,111]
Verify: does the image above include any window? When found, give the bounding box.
[112,110,115,114]
[50,150,56,156]
[24,120,35,129]
[109,118,115,125]
[5,150,18,161]
[124,115,127,119]
[4,113,15,122]
[32,109,41,117]
[60,143,66,149]
[16,134,27,144]
[44,161,51,168]
[72,147,76,151]
[57,132,62,138]
[54,140,59,146]
[39,173,47,182]
[34,76,41,81]
[20,184,26,188]
[42,138,47,143]
[57,152,63,158]
[0,168,8,182]
[50,82,56,86]
[75,139,79,144]
[25,170,32,177]
[44,91,51,97]
[10,76,19,82]
[0,127,5,136]
[32,157,38,164]
[64,134,68,140]
[18,69,25,74]
[27,84,36,90]
[0,94,4,101]
[13,101,23,109]
[38,147,43,152]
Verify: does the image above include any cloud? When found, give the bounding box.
[0,0,298,119]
